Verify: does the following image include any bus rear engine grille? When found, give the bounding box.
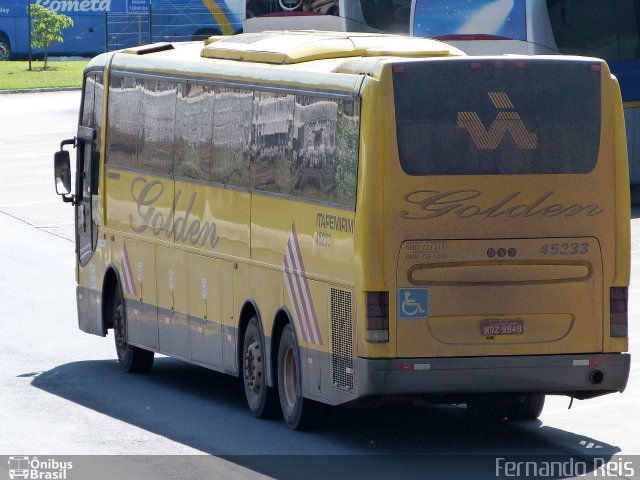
[331,288,354,391]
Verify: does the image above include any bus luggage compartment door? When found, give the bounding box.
[395,238,602,358]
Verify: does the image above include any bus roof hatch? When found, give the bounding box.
[200,31,464,64]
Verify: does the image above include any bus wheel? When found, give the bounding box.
[0,37,10,61]
[242,317,278,418]
[277,324,328,430]
[465,394,511,420]
[112,285,154,373]
[506,394,545,420]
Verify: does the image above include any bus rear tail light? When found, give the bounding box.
[610,287,628,337]
[365,291,389,343]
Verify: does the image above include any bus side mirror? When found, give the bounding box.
[54,150,72,196]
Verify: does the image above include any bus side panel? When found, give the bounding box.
[107,171,176,242]
[111,235,158,350]
[0,4,28,56]
[3,10,105,57]
[13,17,28,55]
[173,180,251,372]
[54,14,106,57]
[301,278,358,405]
[251,192,357,403]
[156,246,190,358]
[173,181,250,264]
[250,194,344,352]
[77,246,110,337]
[0,13,16,54]
[187,254,224,369]
[228,260,250,375]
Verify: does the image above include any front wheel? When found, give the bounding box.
[112,285,154,373]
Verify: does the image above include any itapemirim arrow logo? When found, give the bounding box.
[457,92,538,150]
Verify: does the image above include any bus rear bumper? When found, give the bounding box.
[355,353,630,400]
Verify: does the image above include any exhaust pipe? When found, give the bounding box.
[589,370,604,385]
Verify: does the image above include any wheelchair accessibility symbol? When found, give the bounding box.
[398,288,429,320]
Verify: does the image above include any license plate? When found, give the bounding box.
[481,319,523,336]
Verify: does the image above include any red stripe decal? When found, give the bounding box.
[121,243,137,297]
[282,223,323,345]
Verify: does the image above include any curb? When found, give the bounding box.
[0,86,81,94]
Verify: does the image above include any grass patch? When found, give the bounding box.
[0,60,88,90]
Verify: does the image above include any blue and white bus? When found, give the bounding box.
[0,0,244,60]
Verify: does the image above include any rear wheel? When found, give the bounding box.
[0,36,10,61]
[242,317,278,418]
[277,324,329,430]
[466,393,545,421]
[506,393,545,420]
[112,285,154,373]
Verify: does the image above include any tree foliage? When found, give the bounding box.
[28,4,74,69]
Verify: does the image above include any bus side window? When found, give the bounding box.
[250,90,295,194]
[82,73,104,196]
[138,78,176,176]
[175,83,214,181]
[212,87,252,188]
[79,74,96,202]
[106,76,140,169]
[94,73,104,164]
[82,75,96,128]
[291,95,339,204]
[335,99,359,207]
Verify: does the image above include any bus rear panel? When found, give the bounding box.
[355,56,630,402]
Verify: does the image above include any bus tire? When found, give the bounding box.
[112,285,154,374]
[277,323,329,430]
[242,317,278,418]
[0,35,10,61]
[506,393,545,421]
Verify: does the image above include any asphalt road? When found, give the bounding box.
[0,91,638,480]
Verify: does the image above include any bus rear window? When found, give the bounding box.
[412,0,527,41]
[392,58,601,175]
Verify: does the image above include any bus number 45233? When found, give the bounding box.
[539,242,589,256]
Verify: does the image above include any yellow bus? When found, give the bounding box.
[54,31,631,429]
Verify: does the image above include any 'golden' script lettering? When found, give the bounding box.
[128,177,220,248]
[400,190,604,220]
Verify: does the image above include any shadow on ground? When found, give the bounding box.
[30,358,620,479]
